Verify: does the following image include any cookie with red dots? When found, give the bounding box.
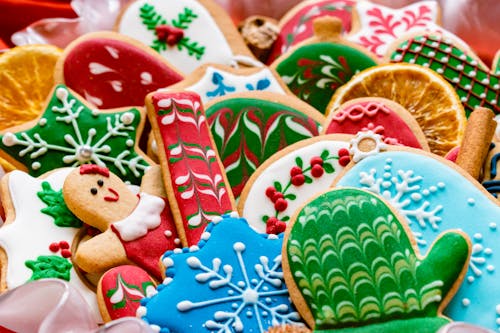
[238,134,352,234]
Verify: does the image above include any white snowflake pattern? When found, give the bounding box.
[1,86,148,179]
[177,241,301,332]
[358,158,444,246]
[467,235,495,284]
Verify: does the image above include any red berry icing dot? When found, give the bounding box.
[265,186,276,198]
[339,155,351,167]
[310,156,323,166]
[311,164,324,178]
[338,148,350,157]
[49,242,60,252]
[274,198,288,212]
[272,192,284,203]
[290,166,303,177]
[59,241,70,250]
[266,217,287,235]
[61,249,72,258]
[291,174,306,186]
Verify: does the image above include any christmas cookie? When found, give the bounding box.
[0,85,152,185]
[54,31,184,109]
[164,63,290,104]
[145,91,235,247]
[388,33,500,116]
[266,0,355,64]
[324,97,430,150]
[333,134,500,331]
[97,265,156,322]
[115,0,256,74]
[0,168,100,319]
[272,17,378,114]
[283,187,470,332]
[138,212,303,332]
[205,91,325,198]
[63,165,180,280]
[238,134,352,234]
[346,1,457,58]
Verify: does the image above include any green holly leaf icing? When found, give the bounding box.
[286,188,469,332]
[25,255,72,282]
[37,181,82,228]
[276,42,376,114]
[0,85,150,185]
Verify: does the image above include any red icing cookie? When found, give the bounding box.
[55,32,184,109]
[97,265,156,322]
[323,97,429,150]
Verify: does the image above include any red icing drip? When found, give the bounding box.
[155,25,184,46]
[79,164,110,177]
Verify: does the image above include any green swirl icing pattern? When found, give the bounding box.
[286,188,469,332]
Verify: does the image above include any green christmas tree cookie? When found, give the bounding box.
[283,187,470,333]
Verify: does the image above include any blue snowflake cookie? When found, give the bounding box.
[138,212,302,332]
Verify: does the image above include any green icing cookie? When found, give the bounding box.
[285,187,470,333]
[275,42,377,114]
[390,34,500,116]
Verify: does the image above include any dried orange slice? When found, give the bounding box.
[327,63,466,156]
[0,44,62,130]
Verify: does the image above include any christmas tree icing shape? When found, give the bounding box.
[138,213,303,332]
[140,3,205,59]
[283,187,470,333]
[0,85,151,185]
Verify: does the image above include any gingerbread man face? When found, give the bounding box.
[63,165,139,231]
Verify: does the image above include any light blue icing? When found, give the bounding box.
[140,214,302,332]
[336,150,500,330]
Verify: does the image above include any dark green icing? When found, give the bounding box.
[25,255,73,281]
[37,181,82,228]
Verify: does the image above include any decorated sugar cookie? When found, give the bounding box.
[388,33,500,115]
[115,0,256,74]
[63,165,180,280]
[54,31,184,109]
[283,187,470,332]
[138,213,303,332]
[0,168,100,319]
[267,0,355,64]
[146,91,235,247]
[238,134,352,234]
[272,17,378,114]
[0,85,152,185]
[205,91,325,198]
[165,63,290,104]
[333,135,500,331]
[346,1,458,58]
[97,265,156,322]
[324,97,430,150]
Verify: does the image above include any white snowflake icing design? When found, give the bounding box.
[177,242,300,332]
[467,234,495,284]
[358,158,444,246]
[1,86,148,180]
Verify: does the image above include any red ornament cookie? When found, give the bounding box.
[55,32,184,109]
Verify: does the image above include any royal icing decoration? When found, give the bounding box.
[346,1,448,57]
[0,85,150,185]
[389,34,500,116]
[267,0,354,64]
[139,213,302,332]
[205,93,324,198]
[324,99,426,149]
[148,91,235,246]
[335,148,500,331]
[239,135,350,234]
[181,66,287,104]
[99,265,156,321]
[0,169,99,319]
[60,34,184,109]
[117,0,235,74]
[275,42,377,113]
[284,187,469,332]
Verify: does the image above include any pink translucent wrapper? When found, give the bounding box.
[0,279,154,333]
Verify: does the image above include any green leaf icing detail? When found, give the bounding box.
[286,188,469,331]
[37,181,82,228]
[25,255,72,281]
[276,42,376,114]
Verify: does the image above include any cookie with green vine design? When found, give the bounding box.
[205,91,325,199]
[272,17,378,114]
[0,168,101,319]
[387,33,500,116]
[115,0,255,74]
[283,187,471,333]
[238,134,353,234]
[0,85,152,185]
